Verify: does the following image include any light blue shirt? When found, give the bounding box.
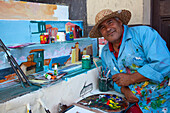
[101,25,170,112]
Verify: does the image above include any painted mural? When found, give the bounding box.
[0,1,58,20]
[0,40,93,88]
[0,1,97,89]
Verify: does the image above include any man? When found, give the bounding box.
[89,9,170,113]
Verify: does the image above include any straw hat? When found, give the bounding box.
[89,9,131,38]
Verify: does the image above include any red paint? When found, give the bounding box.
[146,97,151,104]
[149,89,152,94]
[135,86,142,96]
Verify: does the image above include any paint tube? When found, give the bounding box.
[44,73,56,80]
[54,65,58,75]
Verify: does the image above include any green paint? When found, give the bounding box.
[141,91,146,96]
[151,102,157,109]
[156,100,162,107]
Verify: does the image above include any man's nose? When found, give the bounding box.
[106,25,111,32]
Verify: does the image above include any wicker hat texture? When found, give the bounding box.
[89,9,131,38]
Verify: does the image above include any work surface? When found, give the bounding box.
[0,65,124,113]
[0,59,101,103]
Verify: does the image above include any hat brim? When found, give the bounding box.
[89,10,131,38]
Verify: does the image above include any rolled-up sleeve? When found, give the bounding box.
[137,27,170,83]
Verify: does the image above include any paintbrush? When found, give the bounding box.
[105,67,108,75]
[106,70,111,78]
[93,59,101,76]
[39,99,51,113]
[102,70,105,78]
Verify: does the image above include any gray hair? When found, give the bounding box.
[115,17,119,21]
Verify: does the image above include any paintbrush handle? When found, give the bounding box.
[45,109,51,113]
[93,59,100,72]
[39,99,51,113]
[106,70,111,77]
[27,104,32,113]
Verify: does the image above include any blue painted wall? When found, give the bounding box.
[0,20,83,45]
[0,20,31,45]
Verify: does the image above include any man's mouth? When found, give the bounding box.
[107,30,116,36]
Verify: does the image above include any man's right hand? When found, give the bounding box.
[121,86,139,103]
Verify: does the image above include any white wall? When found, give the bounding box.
[87,0,151,25]
[54,5,69,21]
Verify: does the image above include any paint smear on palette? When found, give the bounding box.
[78,94,129,112]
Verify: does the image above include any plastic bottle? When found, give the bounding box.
[54,65,58,75]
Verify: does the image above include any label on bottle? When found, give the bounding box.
[54,65,58,75]
[54,70,58,75]
[44,73,51,80]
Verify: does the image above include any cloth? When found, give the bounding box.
[126,103,143,113]
[101,25,170,112]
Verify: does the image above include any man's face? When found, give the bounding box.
[98,18,123,43]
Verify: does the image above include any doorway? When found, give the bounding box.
[151,0,170,50]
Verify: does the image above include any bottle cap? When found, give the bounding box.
[55,65,58,69]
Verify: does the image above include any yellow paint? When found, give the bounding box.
[162,99,166,104]
[144,106,149,110]
[141,81,149,88]
[109,100,118,105]
[131,64,140,69]
[132,91,136,94]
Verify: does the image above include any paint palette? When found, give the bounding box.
[77,94,129,112]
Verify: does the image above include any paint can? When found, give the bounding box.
[66,31,74,41]
[57,32,66,41]
[98,77,112,92]
[40,33,49,44]
[50,37,55,43]
[82,55,91,69]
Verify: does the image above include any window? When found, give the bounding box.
[30,21,46,34]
